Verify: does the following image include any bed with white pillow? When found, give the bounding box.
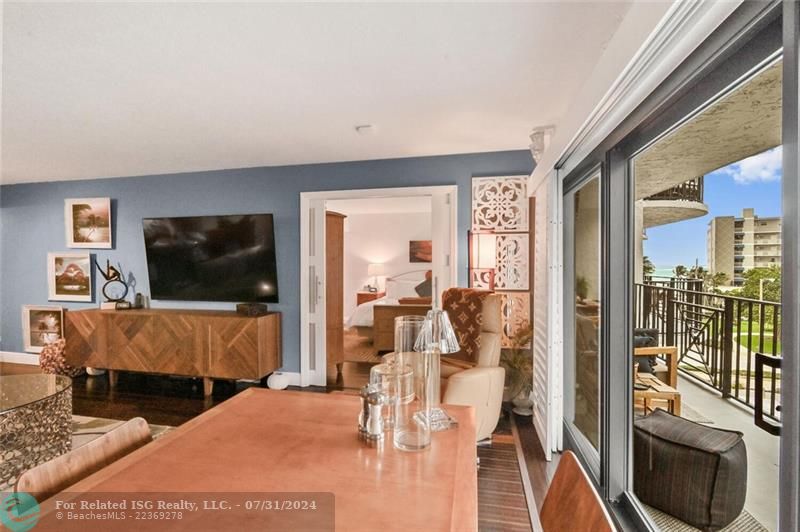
[346,275,428,332]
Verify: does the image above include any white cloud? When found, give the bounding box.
[721,146,782,184]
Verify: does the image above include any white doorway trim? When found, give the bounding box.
[300,185,458,387]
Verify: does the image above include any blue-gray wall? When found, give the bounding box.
[0,150,533,371]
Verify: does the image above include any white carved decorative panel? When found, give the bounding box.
[495,234,529,290]
[499,291,531,348]
[470,269,494,289]
[472,177,529,232]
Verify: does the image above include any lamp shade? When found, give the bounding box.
[414,309,460,355]
[367,263,385,276]
[471,233,497,269]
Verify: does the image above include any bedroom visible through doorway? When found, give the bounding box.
[326,196,433,389]
[300,185,457,388]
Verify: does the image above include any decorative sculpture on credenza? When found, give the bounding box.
[94,259,129,306]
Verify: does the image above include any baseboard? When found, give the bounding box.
[0,351,39,365]
[278,371,302,386]
[239,371,301,387]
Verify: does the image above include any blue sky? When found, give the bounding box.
[644,147,783,270]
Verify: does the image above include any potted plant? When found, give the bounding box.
[500,322,534,416]
[576,276,589,302]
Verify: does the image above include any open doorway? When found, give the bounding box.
[300,186,457,388]
[325,196,434,390]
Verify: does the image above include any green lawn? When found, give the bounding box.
[736,334,780,354]
[733,321,781,354]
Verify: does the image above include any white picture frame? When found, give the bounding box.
[22,305,64,353]
[65,197,112,248]
[48,252,92,302]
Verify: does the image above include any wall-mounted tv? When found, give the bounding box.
[142,213,279,303]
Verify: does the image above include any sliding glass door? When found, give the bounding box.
[555,3,798,529]
[563,170,603,467]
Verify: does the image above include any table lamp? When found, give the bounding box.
[367,263,384,292]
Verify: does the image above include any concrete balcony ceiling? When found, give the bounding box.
[642,199,709,228]
[633,61,781,200]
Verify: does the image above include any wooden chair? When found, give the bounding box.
[540,451,616,532]
[15,417,152,501]
[634,345,678,388]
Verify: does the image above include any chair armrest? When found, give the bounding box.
[634,346,677,388]
[634,346,677,356]
[444,367,505,441]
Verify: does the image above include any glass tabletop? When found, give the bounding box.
[0,373,72,414]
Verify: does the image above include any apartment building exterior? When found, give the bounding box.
[708,208,781,286]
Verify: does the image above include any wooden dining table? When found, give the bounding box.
[37,388,477,532]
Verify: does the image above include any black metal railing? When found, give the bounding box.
[645,176,705,202]
[635,282,782,422]
[642,275,705,292]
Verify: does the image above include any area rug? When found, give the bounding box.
[343,328,382,363]
[645,505,768,532]
[478,420,533,532]
[72,415,174,448]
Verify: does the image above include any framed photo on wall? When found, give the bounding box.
[22,305,64,353]
[65,197,112,248]
[409,240,432,263]
[48,252,92,301]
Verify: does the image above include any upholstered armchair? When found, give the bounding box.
[440,292,505,441]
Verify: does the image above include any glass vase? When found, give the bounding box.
[369,362,412,430]
[392,316,431,451]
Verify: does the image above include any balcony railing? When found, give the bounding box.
[642,275,704,292]
[635,282,781,424]
[645,176,704,202]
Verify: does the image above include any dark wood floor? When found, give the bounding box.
[2,362,265,426]
[326,360,372,391]
[515,413,560,510]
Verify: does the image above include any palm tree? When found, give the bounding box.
[710,272,729,288]
[673,265,688,278]
[643,256,656,277]
[689,265,706,279]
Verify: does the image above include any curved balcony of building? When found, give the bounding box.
[641,177,709,228]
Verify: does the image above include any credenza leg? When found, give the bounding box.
[203,377,214,397]
[108,369,118,389]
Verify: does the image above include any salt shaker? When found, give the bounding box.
[358,385,386,445]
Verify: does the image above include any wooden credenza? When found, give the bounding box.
[64,308,282,396]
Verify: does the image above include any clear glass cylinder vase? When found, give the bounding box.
[392,316,431,451]
[369,362,412,431]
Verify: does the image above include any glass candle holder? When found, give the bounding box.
[369,362,412,430]
[416,309,462,431]
[392,316,431,451]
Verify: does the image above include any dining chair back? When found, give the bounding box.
[15,417,152,502]
[540,450,615,532]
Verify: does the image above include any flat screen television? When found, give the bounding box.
[142,213,279,303]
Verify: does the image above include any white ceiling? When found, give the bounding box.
[2,2,636,184]
[328,196,431,215]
